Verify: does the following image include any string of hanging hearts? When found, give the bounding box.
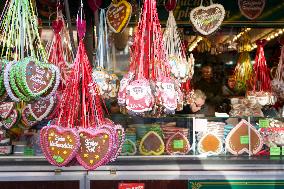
[118,0,181,117]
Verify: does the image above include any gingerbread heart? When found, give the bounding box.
[110,124,125,161]
[76,128,113,170]
[28,96,55,121]
[238,0,265,20]
[197,133,223,155]
[106,0,132,33]
[44,125,80,166]
[21,106,38,128]
[120,139,137,156]
[139,131,165,155]
[166,132,190,155]
[0,109,18,129]
[0,102,15,119]
[225,119,263,155]
[22,58,55,97]
[190,3,225,35]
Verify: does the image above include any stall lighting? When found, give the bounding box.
[188,36,203,52]
[232,28,251,42]
[250,28,284,51]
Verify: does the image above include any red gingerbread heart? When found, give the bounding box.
[52,19,63,34]
[106,0,132,33]
[44,125,80,167]
[76,128,114,170]
[238,0,265,20]
[0,102,15,119]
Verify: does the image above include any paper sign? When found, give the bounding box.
[259,119,269,128]
[270,147,281,156]
[173,140,184,149]
[240,135,249,144]
[119,183,145,189]
[194,118,208,132]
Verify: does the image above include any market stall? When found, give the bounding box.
[0,0,284,189]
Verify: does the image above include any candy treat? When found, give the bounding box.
[197,133,223,155]
[190,0,225,35]
[106,0,132,33]
[0,109,18,129]
[166,132,190,155]
[225,119,263,155]
[139,131,165,156]
[28,96,56,121]
[76,128,114,170]
[238,0,265,20]
[44,125,80,167]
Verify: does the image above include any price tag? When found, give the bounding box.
[259,119,269,128]
[270,147,281,156]
[119,183,145,189]
[173,140,184,149]
[240,135,249,144]
[194,118,208,132]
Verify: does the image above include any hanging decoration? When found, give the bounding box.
[238,0,265,20]
[271,40,284,102]
[234,34,253,93]
[106,0,132,33]
[118,0,180,117]
[46,3,74,89]
[163,11,194,83]
[190,0,225,36]
[92,10,119,99]
[40,4,124,170]
[247,39,275,106]
[164,0,177,11]
[0,0,60,102]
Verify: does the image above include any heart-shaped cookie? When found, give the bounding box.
[166,132,190,155]
[190,4,225,35]
[197,133,223,155]
[21,58,55,98]
[28,96,55,121]
[139,131,165,155]
[120,139,137,156]
[0,102,15,119]
[225,119,263,155]
[106,0,132,33]
[238,0,265,20]
[0,109,18,129]
[76,128,113,170]
[44,125,80,166]
[21,106,38,128]
[110,124,125,161]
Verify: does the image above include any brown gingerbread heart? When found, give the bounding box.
[238,0,265,20]
[106,0,132,33]
[225,119,263,155]
[166,132,190,155]
[197,133,223,155]
[76,128,113,170]
[0,102,15,119]
[139,131,164,155]
[190,3,225,35]
[44,125,80,167]
[28,96,55,121]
